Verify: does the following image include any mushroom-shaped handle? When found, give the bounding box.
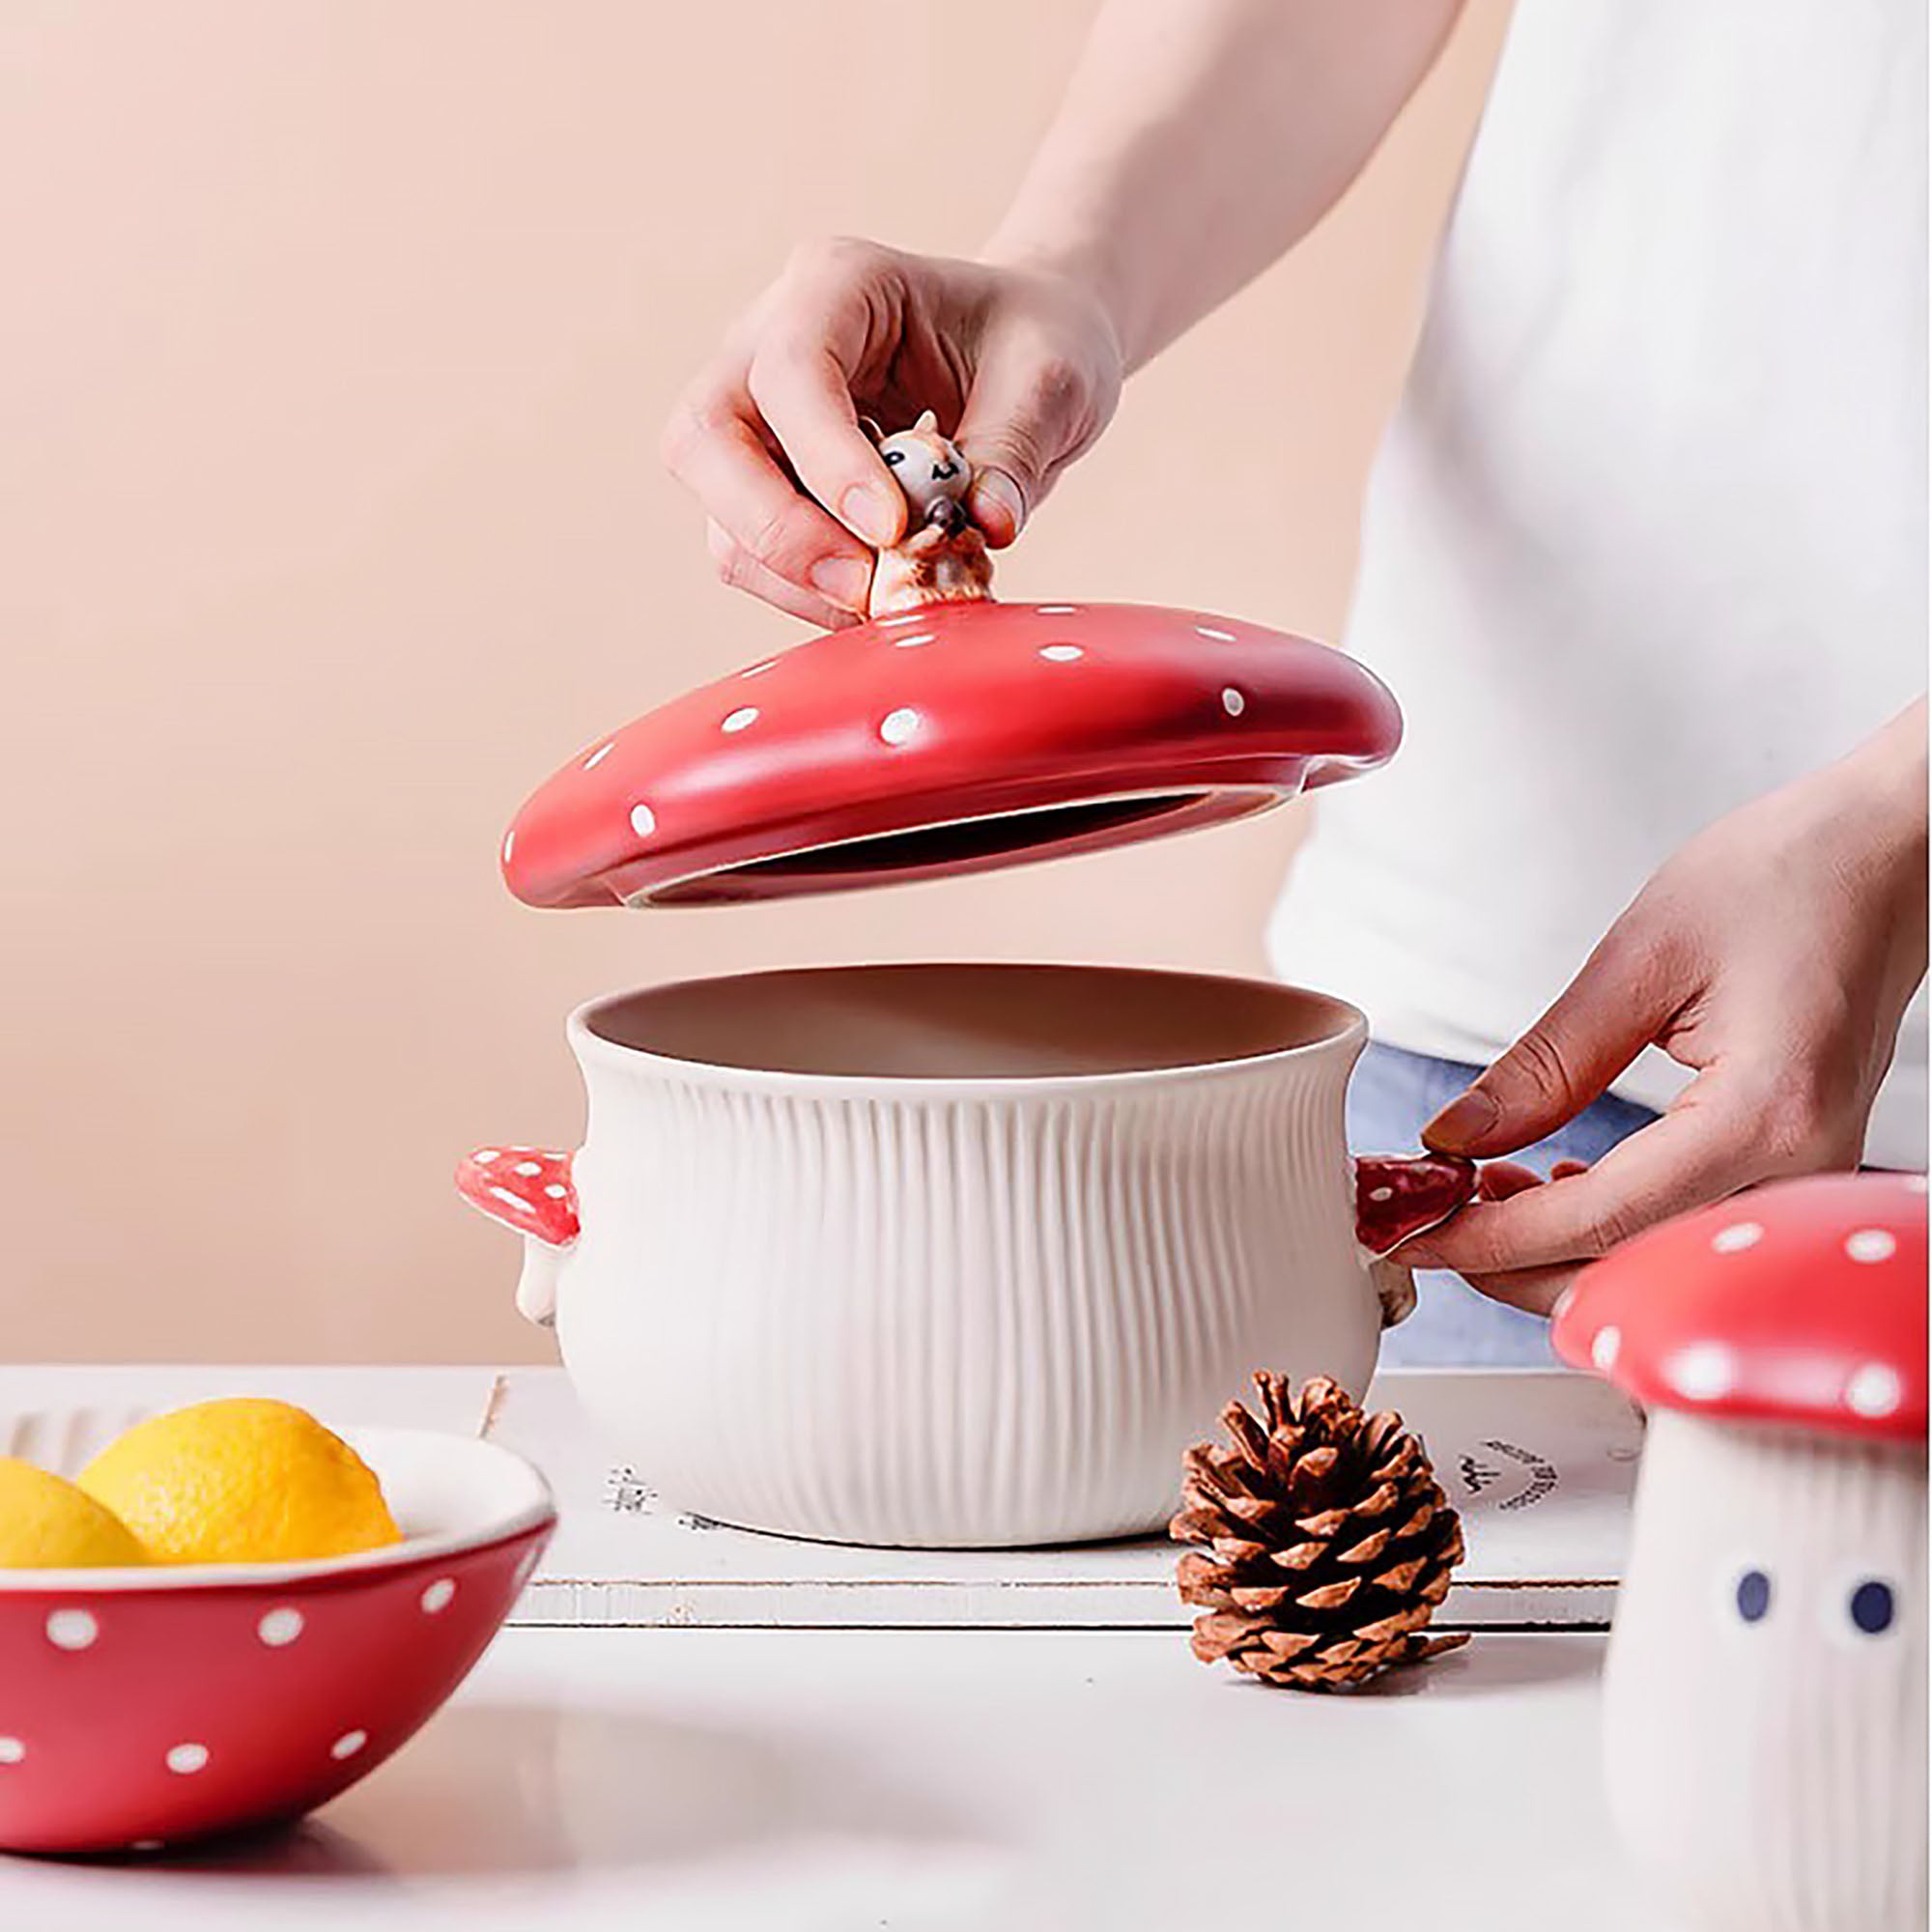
[1352,1152,1479,1328]
[454,1147,578,1328]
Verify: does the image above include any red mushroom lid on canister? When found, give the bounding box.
[1553,1173,1928,1443]
[499,601,1401,907]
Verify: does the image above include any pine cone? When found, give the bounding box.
[1170,1374,1470,1691]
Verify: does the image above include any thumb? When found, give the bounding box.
[1424,926,1681,1157]
[952,343,1093,549]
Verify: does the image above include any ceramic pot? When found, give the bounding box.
[1603,1413,1927,1932]
[461,961,1473,1548]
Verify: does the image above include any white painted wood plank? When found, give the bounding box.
[489,1366,1640,1629]
[0,1365,1638,1627]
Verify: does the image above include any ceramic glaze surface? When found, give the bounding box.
[0,1428,554,1855]
[1554,1172,1927,1441]
[498,605,1402,907]
[1604,1411,1928,1932]
[465,965,1472,1548]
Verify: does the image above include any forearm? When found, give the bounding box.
[984,0,1463,369]
[1838,697,1929,930]
[1845,696,1928,817]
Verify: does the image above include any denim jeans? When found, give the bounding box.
[1348,1040,1661,1366]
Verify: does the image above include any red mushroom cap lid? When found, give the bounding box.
[1553,1173,1928,1443]
[499,601,1401,907]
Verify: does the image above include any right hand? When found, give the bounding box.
[661,238,1123,627]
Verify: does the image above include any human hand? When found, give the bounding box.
[661,239,1122,628]
[1400,703,1930,1312]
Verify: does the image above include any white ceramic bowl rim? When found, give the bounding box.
[0,1425,554,1594]
[569,961,1369,1097]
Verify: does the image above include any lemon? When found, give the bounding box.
[78,1398,401,1565]
[0,1457,148,1568]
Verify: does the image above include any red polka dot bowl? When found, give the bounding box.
[0,1426,554,1856]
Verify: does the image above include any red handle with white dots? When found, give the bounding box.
[1352,1151,1478,1328]
[1353,1151,1477,1256]
[455,1148,578,1326]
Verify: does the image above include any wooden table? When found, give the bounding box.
[0,1366,1659,1929]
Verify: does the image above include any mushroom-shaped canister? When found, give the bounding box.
[498,602,1402,907]
[1555,1173,1928,1932]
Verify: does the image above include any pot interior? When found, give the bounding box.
[580,962,1358,1081]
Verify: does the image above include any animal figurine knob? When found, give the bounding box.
[863,411,996,619]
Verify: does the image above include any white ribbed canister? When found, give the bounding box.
[1604,1410,1928,1932]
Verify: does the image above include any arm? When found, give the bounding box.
[1405,700,1931,1307]
[987,0,1464,369]
[664,0,1463,621]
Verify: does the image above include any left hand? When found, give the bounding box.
[1399,701,1929,1313]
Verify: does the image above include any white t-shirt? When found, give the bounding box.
[1270,0,1928,1169]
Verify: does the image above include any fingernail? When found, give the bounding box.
[970,468,1025,542]
[810,554,873,612]
[839,483,900,547]
[1424,1089,1499,1153]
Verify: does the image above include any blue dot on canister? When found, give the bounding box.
[1849,1579,1895,1635]
[1735,1569,1773,1624]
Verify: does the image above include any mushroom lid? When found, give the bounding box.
[500,601,1401,907]
[1553,1173,1928,1443]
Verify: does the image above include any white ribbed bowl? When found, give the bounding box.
[525,963,1398,1548]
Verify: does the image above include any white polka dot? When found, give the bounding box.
[0,1739,23,1765]
[420,1577,457,1614]
[1711,1221,1764,1254]
[45,1608,97,1651]
[330,1729,368,1761]
[500,832,515,865]
[1845,1229,1898,1264]
[1667,1342,1738,1403]
[1196,626,1236,642]
[1591,1325,1622,1371]
[513,1160,542,1177]
[1845,1362,1904,1418]
[878,707,922,747]
[1039,644,1083,663]
[544,1182,568,1199]
[721,706,759,733]
[1220,688,1246,718]
[582,742,616,769]
[488,1185,529,1212]
[629,803,657,838]
[165,1743,209,1776]
[472,1150,499,1164]
[891,633,934,648]
[1368,1185,1395,1204]
[257,1606,304,1648]
[1036,605,1078,615]
[1904,1175,1928,1194]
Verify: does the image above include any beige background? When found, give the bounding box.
[2,2,1507,1363]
